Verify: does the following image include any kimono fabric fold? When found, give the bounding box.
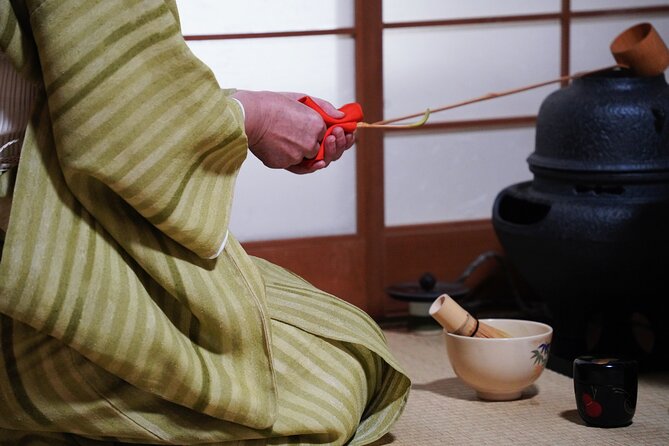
[0,1,410,445]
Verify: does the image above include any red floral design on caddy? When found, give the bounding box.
[582,388,603,418]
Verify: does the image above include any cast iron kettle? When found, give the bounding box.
[529,68,669,174]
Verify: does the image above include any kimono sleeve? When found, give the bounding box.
[27,0,247,258]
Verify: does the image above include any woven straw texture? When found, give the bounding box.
[377,329,669,446]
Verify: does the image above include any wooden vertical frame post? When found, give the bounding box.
[355,0,386,318]
[561,0,572,86]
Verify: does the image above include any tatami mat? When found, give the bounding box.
[376,329,669,446]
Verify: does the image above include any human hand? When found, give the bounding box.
[232,90,355,174]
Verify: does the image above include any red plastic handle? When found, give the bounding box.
[298,96,363,168]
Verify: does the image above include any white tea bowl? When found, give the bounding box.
[444,318,553,401]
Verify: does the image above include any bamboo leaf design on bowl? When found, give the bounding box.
[531,342,551,367]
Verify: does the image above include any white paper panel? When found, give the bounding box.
[383,0,560,23]
[186,37,356,100]
[571,15,669,74]
[572,0,668,11]
[383,22,561,123]
[231,149,357,242]
[175,0,354,35]
[384,128,534,226]
[186,37,357,241]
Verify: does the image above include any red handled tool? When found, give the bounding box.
[298,96,363,168]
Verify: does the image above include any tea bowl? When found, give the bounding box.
[444,318,553,401]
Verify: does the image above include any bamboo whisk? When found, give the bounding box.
[429,294,510,338]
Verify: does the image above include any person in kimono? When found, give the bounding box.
[0,1,410,445]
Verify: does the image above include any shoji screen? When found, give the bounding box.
[571,4,669,74]
[175,1,357,242]
[382,1,560,226]
[381,0,669,227]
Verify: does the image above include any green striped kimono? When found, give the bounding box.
[0,1,410,444]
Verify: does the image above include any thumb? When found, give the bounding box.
[310,97,344,119]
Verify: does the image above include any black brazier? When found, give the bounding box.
[492,68,669,374]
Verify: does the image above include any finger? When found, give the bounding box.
[345,133,355,149]
[324,134,345,162]
[322,135,337,162]
[299,139,321,161]
[331,126,347,150]
[307,141,322,160]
